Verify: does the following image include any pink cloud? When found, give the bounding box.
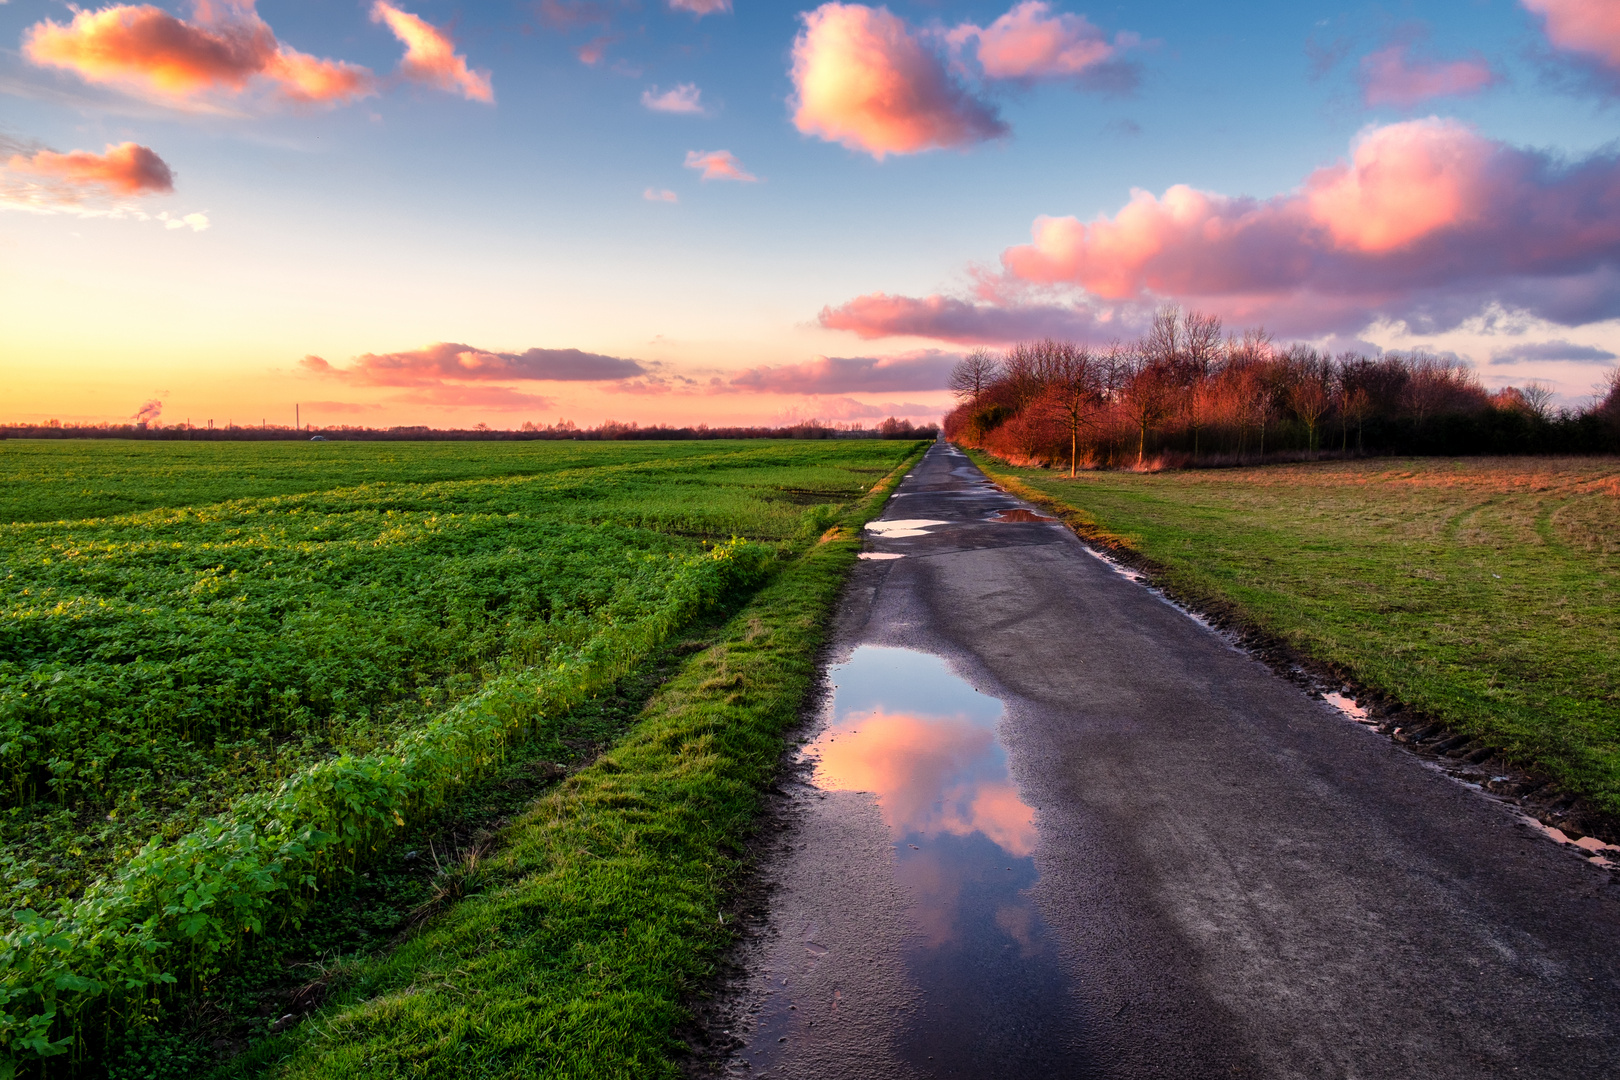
[824,118,1620,339]
[576,35,615,65]
[816,711,1035,856]
[798,397,941,421]
[6,141,173,196]
[790,3,1005,160]
[669,0,732,15]
[1358,44,1498,106]
[23,0,375,106]
[643,187,678,202]
[392,385,557,409]
[683,149,757,181]
[818,292,1105,344]
[1523,0,1620,69]
[600,373,700,395]
[727,351,959,394]
[642,82,704,113]
[370,2,493,103]
[301,342,645,386]
[950,1,1136,87]
[1005,119,1620,324]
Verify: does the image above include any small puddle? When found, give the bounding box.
[1521,814,1620,867]
[1322,692,1374,724]
[1083,545,1147,584]
[802,645,1077,1074]
[857,552,905,561]
[987,508,1055,523]
[865,519,949,538]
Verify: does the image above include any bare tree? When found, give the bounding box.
[1286,347,1333,452]
[1183,310,1224,377]
[1237,363,1277,459]
[1002,340,1066,412]
[1042,344,1104,476]
[1120,352,1176,467]
[1402,352,1482,426]
[1227,325,1273,366]
[1340,387,1372,452]
[1141,305,1184,368]
[1520,381,1555,421]
[949,348,1001,404]
[1185,377,1223,459]
[1596,367,1620,432]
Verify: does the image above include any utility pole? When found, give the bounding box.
[296,404,300,431]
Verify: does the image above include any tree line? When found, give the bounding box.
[944,308,1620,473]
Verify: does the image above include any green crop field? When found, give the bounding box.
[0,438,925,1076]
[974,452,1620,818]
[0,439,726,524]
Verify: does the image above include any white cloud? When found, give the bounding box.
[161,210,210,231]
[641,82,704,114]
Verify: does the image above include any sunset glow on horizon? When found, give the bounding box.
[4,0,1619,430]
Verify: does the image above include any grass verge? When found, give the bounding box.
[210,444,925,1080]
[967,450,1620,819]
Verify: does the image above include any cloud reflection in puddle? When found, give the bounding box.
[809,646,1056,952]
[807,646,1076,1069]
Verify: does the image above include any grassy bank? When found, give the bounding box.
[205,445,924,1079]
[969,452,1620,816]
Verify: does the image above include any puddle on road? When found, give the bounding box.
[865,519,950,538]
[1521,814,1620,867]
[801,645,1077,1075]
[987,508,1056,523]
[858,552,906,561]
[1322,692,1374,724]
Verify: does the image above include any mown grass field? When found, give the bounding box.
[0,438,925,1077]
[973,452,1620,817]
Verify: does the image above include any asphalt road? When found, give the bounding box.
[714,440,1620,1079]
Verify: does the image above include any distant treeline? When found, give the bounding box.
[1,416,938,442]
[944,308,1620,471]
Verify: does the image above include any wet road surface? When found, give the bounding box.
[716,440,1620,1079]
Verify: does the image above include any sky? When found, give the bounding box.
[2,0,1618,429]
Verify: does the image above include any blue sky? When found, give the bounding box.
[3,0,1617,427]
